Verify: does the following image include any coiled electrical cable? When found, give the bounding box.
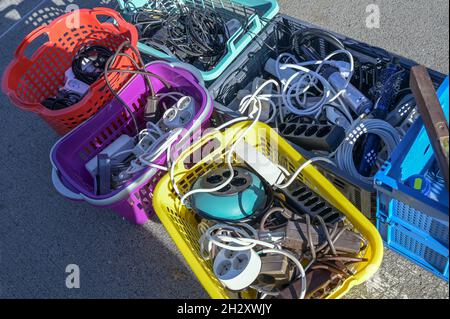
[133,3,229,70]
[334,118,401,186]
[280,50,355,119]
[291,28,345,61]
[72,45,113,85]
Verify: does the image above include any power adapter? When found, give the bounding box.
[254,254,294,292]
[213,248,262,291]
[277,267,342,299]
[85,134,135,178]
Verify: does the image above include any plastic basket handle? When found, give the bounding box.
[173,122,253,173]
[52,168,83,201]
[14,25,50,59]
[173,129,226,173]
[91,7,136,40]
[169,62,205,86]
[226,14,261,52]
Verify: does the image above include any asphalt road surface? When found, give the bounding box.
[0,0,448,299]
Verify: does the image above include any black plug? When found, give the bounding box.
[144,95,161,123]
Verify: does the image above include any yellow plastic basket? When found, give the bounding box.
[153,122,383,299]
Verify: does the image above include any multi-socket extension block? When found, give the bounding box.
[282,220,362,255]
[278,122,346,152]
[256,254,293,290]
[281,185,343,224]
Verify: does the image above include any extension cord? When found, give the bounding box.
[213,248,262,291]
[161,96,195,131]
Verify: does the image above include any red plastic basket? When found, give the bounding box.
[2,8,139,135]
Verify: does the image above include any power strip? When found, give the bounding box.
[234,140,284,186]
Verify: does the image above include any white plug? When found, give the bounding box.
[213,248,262,291]
[64,68,90,96]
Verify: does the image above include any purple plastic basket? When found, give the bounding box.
[50,61,213,225]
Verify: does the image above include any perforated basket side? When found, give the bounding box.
[152,122,383,299]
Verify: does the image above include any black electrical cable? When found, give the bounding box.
[42,90,82,110]
[103,41,172,135]
[291,28,345,61]
[72,45,114,85]
[133,4,229,71]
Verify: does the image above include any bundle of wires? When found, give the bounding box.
[334,118,401,186]
[199,223,308,299]
[102,41,194,189]
[42,45,113,110]
[72,45,114,85]
[132,3,229,70]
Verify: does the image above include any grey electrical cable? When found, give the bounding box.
[334,119,401,186]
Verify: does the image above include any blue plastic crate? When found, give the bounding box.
[117,0,279,82]
[377,215,449,281]
[375,76,449,281]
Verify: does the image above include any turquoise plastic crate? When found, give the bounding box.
[117,0,279,82]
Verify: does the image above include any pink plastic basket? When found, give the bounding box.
[50,61,213,224]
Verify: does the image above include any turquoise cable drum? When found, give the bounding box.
[191,167,269,222]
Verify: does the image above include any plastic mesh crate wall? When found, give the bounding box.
[209,14,447,221]
[378,216,449,281]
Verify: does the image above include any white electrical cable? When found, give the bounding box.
[176,79,280,206]
[334,118,401,185]
[275,157,337,190]
[276,50,355,120]
[199,223,307,299]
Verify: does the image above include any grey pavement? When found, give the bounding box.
[0,0,448,299]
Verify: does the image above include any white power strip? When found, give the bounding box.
[234,140,284,186]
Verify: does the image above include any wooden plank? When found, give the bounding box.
[410,65,449,190]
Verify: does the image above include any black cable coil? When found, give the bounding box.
[72,45,114,85]
[133,5,229,70]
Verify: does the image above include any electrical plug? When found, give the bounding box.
[145,95,161,123]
